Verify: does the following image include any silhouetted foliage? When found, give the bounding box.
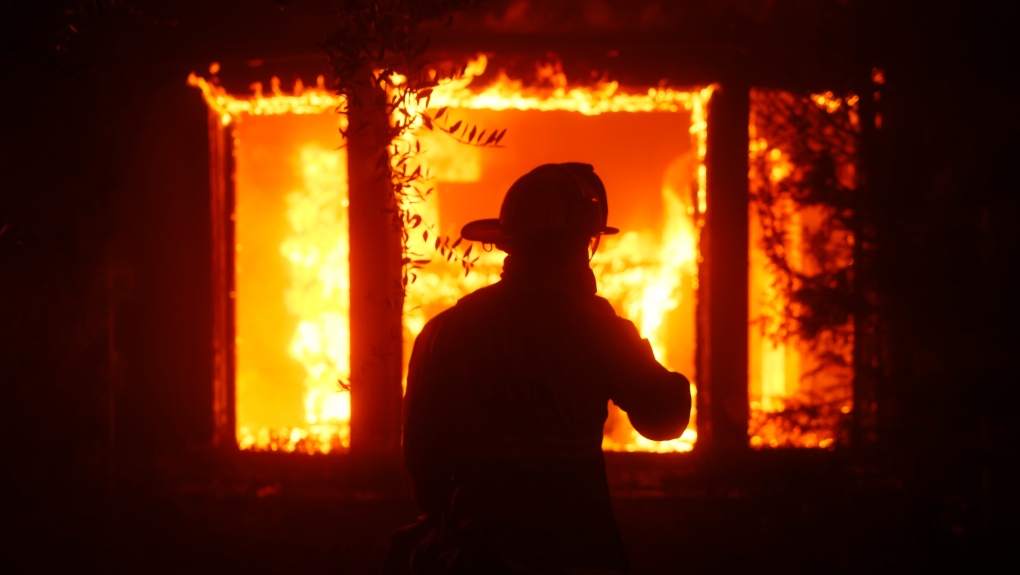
[749,89,862,354]
[320,0,500,288]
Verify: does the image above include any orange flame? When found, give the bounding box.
[748,90,856,449]
[193,57,711,454]
[401,55,710,453]
[278,145,352,452]
[192,73,352,453]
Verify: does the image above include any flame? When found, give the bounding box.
[193,73,352,453]
[279,145,352,451]
[188,73,341,120]
[587,156,700,452]
[194,57,710,454]
[399,54,711,119]
[236,144,352,455]
[401,55,710,453]
[747,90,856,449]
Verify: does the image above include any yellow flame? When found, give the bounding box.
[401,55,711,453]
[280,145,351,448]
[590,168,699,452]
[399,54,712,119]
[747,90,855,450]
[235,144,352,454]
[188,73,341,118]
[194,58,711,454]
[191,71,353,453]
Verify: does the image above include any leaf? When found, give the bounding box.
[409,214,422,228]
[451,236,462,249]
[464,244,473,259]
[422,114,433,130]
[468,126,476,142]
[423,230,429,242]
[476,130,486,144]
[435,106,447,120]
[417,88,433,101]
[412,259,431,265]
[448,120,462,133]
[484,131,497,145]
[494,129,507,144]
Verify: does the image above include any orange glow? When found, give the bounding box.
[188,73,341,119]
[192,60,709,453]
[400,56,709,453]
[192,74,351,453]
[748,90,855,449]
[276,145,352,452]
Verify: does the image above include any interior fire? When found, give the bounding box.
[747,89,858,449]
[189,55,854,455]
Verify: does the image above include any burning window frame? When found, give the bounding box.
[189,59,864,456]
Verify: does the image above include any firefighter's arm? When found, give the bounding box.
[599,315,692,441]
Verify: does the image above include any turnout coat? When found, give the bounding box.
[397,261,691,574]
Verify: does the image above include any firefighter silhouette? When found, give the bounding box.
[388,163,691,574]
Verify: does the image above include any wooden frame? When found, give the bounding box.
[201,76,757,456]
[208,112,237,450]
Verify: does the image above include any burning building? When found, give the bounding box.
[188,49,862,459]
[13,0,1011,572]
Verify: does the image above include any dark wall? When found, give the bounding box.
[870,0,1019,549]
[113,69,213,454]
[1,1,215,549]
[0,0,342,468]
[0,2,337,568]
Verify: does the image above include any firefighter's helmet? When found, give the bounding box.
[461,163,619,243]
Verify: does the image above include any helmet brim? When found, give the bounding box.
[461,218,618,243]
[460,219,507,243]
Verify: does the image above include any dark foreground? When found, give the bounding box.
[7,450,1005,574]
